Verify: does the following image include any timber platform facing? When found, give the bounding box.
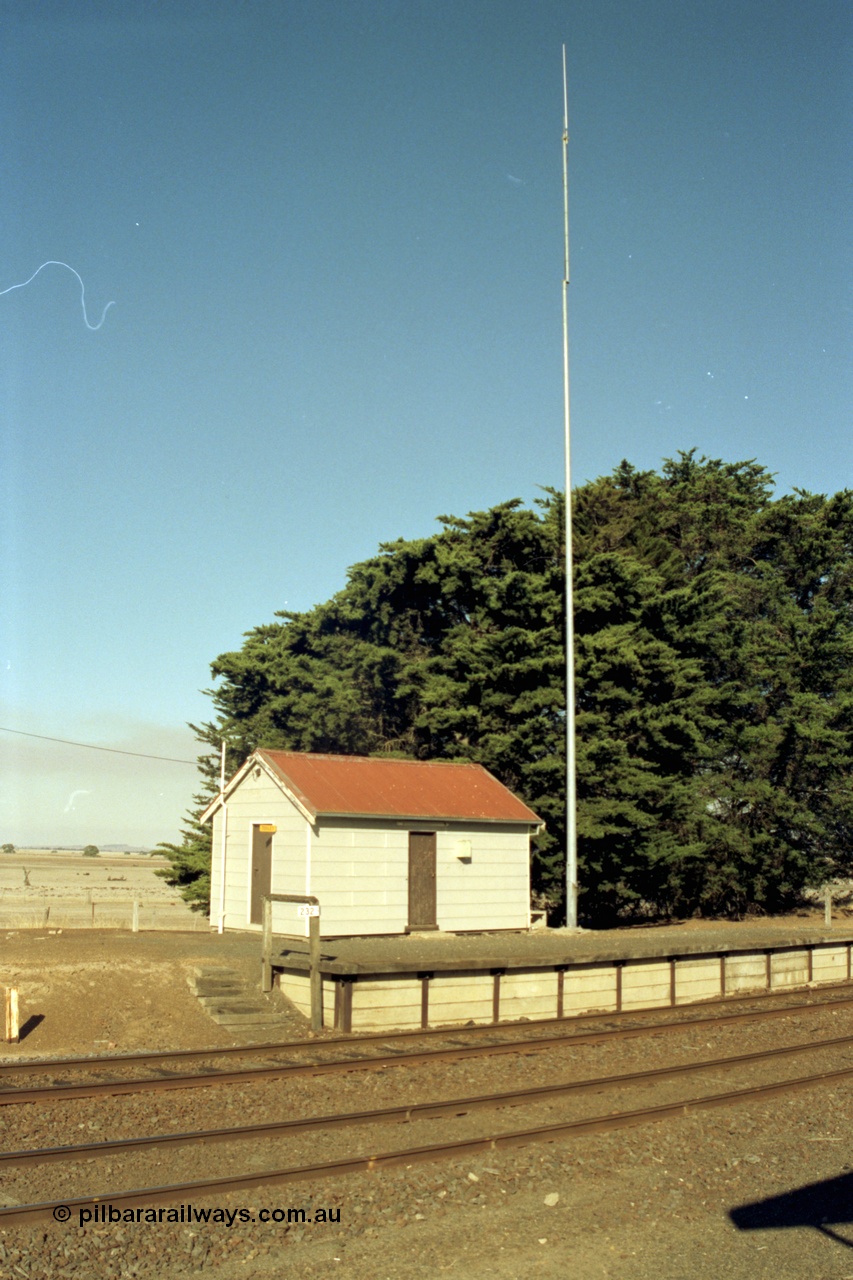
[266,921,853,1032]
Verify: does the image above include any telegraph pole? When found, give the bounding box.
[562,45,578,928]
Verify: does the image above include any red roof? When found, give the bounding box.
[255,750,541,824]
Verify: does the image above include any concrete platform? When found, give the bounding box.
[267,920,853,1032]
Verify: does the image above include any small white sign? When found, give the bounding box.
[297,904,320,917]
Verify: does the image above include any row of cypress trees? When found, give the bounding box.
[158,452,853,926]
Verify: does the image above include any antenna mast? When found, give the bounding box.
[562,45,578,928]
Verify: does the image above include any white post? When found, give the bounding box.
[562,44,578,928]
[4,988,18,1043]
[305,823,312,938]
[217,741,228,935]
[132,899,140,933]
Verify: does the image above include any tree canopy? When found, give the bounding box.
[160,452,853,924]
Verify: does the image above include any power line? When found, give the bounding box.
[0,726,198,765]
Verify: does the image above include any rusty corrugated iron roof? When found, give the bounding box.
[255,750,541,824]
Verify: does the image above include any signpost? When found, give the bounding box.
[262,893,322,1030]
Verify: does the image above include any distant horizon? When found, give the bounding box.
[2,843,164,856]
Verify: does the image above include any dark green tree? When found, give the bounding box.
[158,453,853,924]
[154,736,223,910]
[572,454,853,918]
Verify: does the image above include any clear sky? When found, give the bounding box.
[1,1,850,847]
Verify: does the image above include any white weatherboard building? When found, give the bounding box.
[202,750,543,937]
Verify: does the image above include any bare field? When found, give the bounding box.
[0,849,206,930]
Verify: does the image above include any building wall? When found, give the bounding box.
[436,825,530,932]
[308,820,408,935]
[209,768,307,932]
[210,768,532,936]
[305,818,531,935]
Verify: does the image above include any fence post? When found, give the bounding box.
[825,885,832,926]
[4,989,18,1043]
[132,900,140,933]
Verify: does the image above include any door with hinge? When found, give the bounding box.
[408,831,437,931]
[250,825,273,925]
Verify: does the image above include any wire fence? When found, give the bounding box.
[0,897,209,931]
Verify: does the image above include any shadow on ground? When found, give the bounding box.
[730,1170,853,1250]
[17,1014,44,1042]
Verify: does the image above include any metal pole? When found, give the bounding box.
[562,45,578,928]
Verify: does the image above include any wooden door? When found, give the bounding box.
[250,825,273,925]
[408,831,437,931]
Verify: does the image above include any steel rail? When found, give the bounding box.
[2,1060,853,1227]
[3,990,853,1106]
[2,980,851,1077]
[3,1031,853,1169]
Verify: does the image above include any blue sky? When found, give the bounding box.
[1,1,850,846]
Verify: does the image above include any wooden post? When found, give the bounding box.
[4,989,19,1044]
[260,893,321,1019]
[340,977,354,1034]
[419,973,432,1030]
[825,885,832,926]
[132,900,140,933]
[491,969,504,1024]
[261,897,273,993]
[309,911,322,1032]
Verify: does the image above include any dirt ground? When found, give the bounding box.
[0,929,294,1056]
[1,922,851,1279]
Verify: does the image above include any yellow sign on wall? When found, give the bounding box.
[258,824,277,833]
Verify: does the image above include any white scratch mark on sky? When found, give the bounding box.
[0,261,115,330]
[63,789,92,813]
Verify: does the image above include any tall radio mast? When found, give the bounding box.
[562,45,578,928]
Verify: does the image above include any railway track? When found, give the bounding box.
[3,983,853,1104]
[1,983,852,1226]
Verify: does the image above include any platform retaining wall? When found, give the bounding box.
[278,940,853,1032]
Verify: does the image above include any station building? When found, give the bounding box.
[202,748,542,938]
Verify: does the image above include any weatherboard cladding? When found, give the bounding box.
[255,750,540,825]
